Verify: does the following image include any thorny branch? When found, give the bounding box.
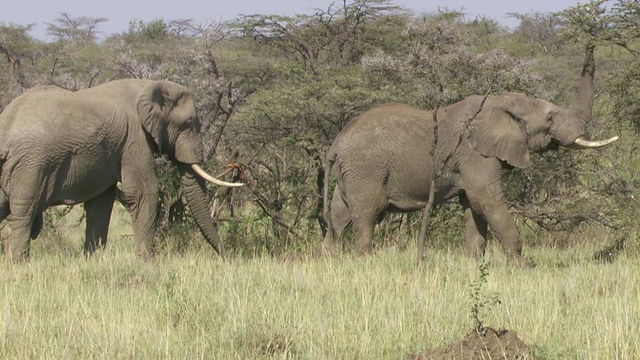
[418,90,493,263]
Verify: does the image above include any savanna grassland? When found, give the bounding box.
[3,1,640,359]
[0,207,638,359]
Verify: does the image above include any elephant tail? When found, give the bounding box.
[0,145,6,182]
[322,147,337,231]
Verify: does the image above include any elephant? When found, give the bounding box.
[322,45,618,266]
[0,79,242,261]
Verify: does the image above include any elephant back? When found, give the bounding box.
[328,103,435,185]
[331,103,433,157]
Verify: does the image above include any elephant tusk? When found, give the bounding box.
[570,136,619,149]
[191,164,243,187]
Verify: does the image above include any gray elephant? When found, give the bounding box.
[322,46,618,265]
[0,79,241,261]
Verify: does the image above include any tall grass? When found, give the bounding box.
[0,207,638,359]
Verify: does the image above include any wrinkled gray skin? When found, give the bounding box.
[0,79,237,261]
[322,47,617,266]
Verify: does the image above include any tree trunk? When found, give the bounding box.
[180,165,225,257]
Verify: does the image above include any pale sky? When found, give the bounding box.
[3,0,595,40]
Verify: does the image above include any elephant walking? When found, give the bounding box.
[322,45,617,265]
[0,79,241,261]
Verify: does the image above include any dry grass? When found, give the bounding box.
[0,207,638,359]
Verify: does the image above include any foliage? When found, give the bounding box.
[0,23,43,101]
[361,11,544,107]
[0,1,638,256]
[468,259,502,334]
[509,12,564,54]
[46,13,107,43]
[557,0,614,44]
[234,0,405,71]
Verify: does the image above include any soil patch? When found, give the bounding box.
[408,327,532,360]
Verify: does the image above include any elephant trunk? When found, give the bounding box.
[573,43,596,121]
[181,166,225,257]
[563,43,618,148]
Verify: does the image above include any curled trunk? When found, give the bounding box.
[181,165,225,257]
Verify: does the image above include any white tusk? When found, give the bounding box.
[191,164,243,187]
[571,136,619,149]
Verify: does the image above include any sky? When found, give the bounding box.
[3,0,590,40]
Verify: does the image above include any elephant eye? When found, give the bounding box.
[190,119,201,132]
[546,113,553,124]
[177,117,196,131]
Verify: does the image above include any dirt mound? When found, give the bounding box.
[408,327,532,360]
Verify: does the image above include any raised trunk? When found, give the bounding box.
[180,165,225,257]
[574,43,596,121]
[564,43,619,148]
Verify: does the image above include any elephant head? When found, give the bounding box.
[136,81,241,256]
[469,44,618,169]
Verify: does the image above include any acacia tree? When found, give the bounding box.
[46,13,107,43]
[508,12,564,54]
[0,24,42,103]
[43,14,112,90]
[362,11,544,107]
[604,0,640,130]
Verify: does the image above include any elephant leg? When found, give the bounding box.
[6,173,48,261]
[121,182,159,259]
[484,205,523,265]
[465,189,524,266]
[459,194,488,258]
[350,184,386,255]
[0,190,41,241]
[7,199,40,261]
[352,212,377,255]
[322,186,352,254]
[84,186,116,256]
[461,157,526,266]
[351,200,384,254]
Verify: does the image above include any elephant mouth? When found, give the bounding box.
[190,164,243,187]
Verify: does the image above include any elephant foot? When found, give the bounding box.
[84,246,108,260]
[356,243,373,256]
[9,248,30,263]
[465,245,486,259]
[133,244,155,260]
[507,254,536,268]
[319,242,337,257]
[10,255,29,263]
[8,233,31,262]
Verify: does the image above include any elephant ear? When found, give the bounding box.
[137,82,169,151]
[469,102,531,169]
